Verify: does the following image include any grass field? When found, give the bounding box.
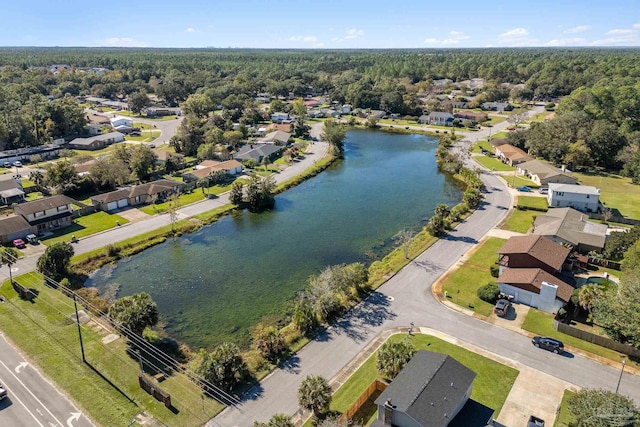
[40,211,130,245]
[516,195,548,210]
[116,111,179,121]
[553,390,576,427]
[472,155,515,171]
[441,237,506,317]
[574,171,640,220]
[304,333,519,426]
[509,176,541,189]
[472,140,495,154]
[501,209,538,233]
[0,275,224,426]
[521,309,636,368]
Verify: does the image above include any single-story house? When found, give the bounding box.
[271,112,291,123]
[110,116,133,129]
[516,160,578,186]
[85,96,110,105]
[481,101,512,112]
[103,100,129,110]
[67,131,125,151]
[0,215,33,243]
[494,144,532,166]
[85,123,103,136]
[0,144,61,165]
[497,267,574,313]
[0,179,25,205]
[258,130,291,145]
[533,207,607,253]
[182,160,243,183]
[234,144,284,164]
[453,111,487,123]
[427,112,454,126]
[548,183,600,213]
[369,110,387,119]
[13,194,76,233]
[497,235,571,275]
[74,160,96,177]
[91,179,183,212]
[86,114,111,125]
[373,350,476,427]
[304,99,320,109]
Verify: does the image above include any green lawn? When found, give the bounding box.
[311,333,519,426]
[21,179,37,189]
[486,115,507,125]
[516,195,548,210]
[138,183,234,215]
[473,140,495,154]
[553,390,576,427]
[40,211,130,245]
[125,129,161,142]
[25,191,45,201]
[0,275,223,426]
[509,176,540,189]
[501,209,538,233]
[117,111,179,121]
[472,155,515,171]
[441,237,506,317]
[574,171,640,220]
[489,131,509,140]
[521,309,635,367]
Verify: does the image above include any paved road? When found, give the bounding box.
[212,105,640,426]
[0,334,93,427]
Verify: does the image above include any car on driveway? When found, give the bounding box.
[13,161,22,167]
[494,299,511,317]
[0,382,6,400]
[12,238,26,249]
[528,415,545,426]
[532,336,564,354]
[538,187,548,194]
[517,186,532,192]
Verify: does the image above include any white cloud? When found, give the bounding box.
[607,28,635,35]
[634,23,640,29]
[102,37,149,47]
[592,24,640,45]
[499,28,528,38]
[288,35,322,47]
[185,27,196,33]
[544,38,587,46]
[332,28,365,42]
[424,31,469,46]
[563,25,590,34]
[423,37,438,44]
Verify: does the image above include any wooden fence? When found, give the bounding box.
[553,319,640,358]
[338,379,388,423]
[587,256,622,271]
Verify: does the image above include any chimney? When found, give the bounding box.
[561,164,566,172]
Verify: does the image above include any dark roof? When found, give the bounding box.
[0,180,22,193]
[375,350,476,427]
[14,195,76,215]
[533,207,607,250]
[234,144,283,161]
[91,179,181,204]
[0,215,31,236]
[497,267,574,302]
[497,235,570,272]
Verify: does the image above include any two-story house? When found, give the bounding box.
[13,195,76,233]
[548,183,600,212]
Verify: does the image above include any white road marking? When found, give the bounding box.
[15,361,29,373]
[37,408,44,416]
[66,412,81,427]
[0,360,64,426]
[0,372,45,427]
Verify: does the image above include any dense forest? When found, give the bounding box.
[1,47,640,180]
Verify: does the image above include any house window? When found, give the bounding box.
[34,211,45,218]
[57,205,68,212]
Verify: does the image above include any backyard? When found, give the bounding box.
[574,171,640,220]
[441,237,506,317]
[472,155,515,172]
[304,333,519,426]
[40,211,130,245]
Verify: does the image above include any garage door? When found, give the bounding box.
[518,292,532,306]
[107,202,118,211]
[117,199,128,208]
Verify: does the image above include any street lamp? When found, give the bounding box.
[615,359,626,393]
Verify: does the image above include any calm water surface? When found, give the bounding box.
[87,130,463,348]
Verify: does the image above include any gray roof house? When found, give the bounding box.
[0,215,33,244]
[534,208,607,253]
[234,144,283,163]
[373,350,476,427]
[427,112,454,126]
[516,160,578,186]
[0,179,25,205]
[68,132,125,151]
[258,130,291,145]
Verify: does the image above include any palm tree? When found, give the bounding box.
[1,247,19,283]
[297,375,331,416]
[578,284,603,324]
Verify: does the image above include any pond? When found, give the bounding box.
[86,130,464,348]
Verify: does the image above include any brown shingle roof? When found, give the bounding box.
[0,215,31,237]
[497,267,574,302]
[497,235,570,272]
[14,195,76,215]
[91,179,181,204]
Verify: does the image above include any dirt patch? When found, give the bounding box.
[115,207,151,223]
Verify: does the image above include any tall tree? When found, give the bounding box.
[128,91,151,115]
[297,375,332,416]
[181,93,214,119]
[37,242,74,281]
[0,247,19,283]
[191,343,248,392]
[568,389,639,427]
[376,340,416,379]
[129,144,157,181]
[108,292,159,336]
[43,160,78,194]
[321,119,346,154]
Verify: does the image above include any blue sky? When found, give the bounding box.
[1,0,639,48]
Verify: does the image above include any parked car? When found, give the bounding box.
[494,299,511,317]
[12,238,26,248]
[538,187,548,194]
[13,161,22,167]
[0,382,6,400]
[532,336,564,354]
[26,234,38,244]
[147,143,156,148]
[528,415,545,426]
[517,186,532,192]
[3,162,10,168]
[129,131,142,136]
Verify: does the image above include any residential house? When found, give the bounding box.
[497,235,571,275]
[533,207,607,253]
[0,215,33,244]
[453,111,487,124]
[258,130,291,145]
[340,104,352,114]
[450,101,470,109]
[432,78,453,89]
[85,123,103,136]
[110,116,133,130]
[146,107,181,117]
[369,110,387,119]
[427,112,454,126]
[86,114,111,126]
[74,160,96,177]
[85,96,110,105]
[67,132,125,151]
[481,101,512,112]
[91,179,183,212]
[548,183,600,213]
[0,179,25,205]
[516,160,578,186]
[373,350,476,427]
[234,144,283,164]
[14,194,76,233]
[0,145,61,165]
[417,114,430,124]
[50,64,70,74]
[304,99,320,109]
[271,112,291,123]
[103,100,128,110]
[494,144,532,166]
[182,160,243,183]
[497,268,574,313]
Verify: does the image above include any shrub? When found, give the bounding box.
[477,283,500,303]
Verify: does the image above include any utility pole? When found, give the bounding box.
[615,359,626,393]
[73,294,86,363]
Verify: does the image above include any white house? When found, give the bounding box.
[427,112,454,126]
[110,116,133,129]
[497,268,573,313]
[548,183,600,212]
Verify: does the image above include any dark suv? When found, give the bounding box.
[532,336,564,354]
[494,299,511,317]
